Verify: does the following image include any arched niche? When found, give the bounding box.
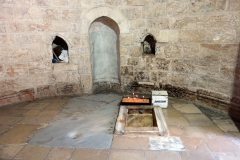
[141,34,157,55]
[89,16,120,84]
[52,36,69,63]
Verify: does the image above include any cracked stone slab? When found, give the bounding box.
[149,136,185,151]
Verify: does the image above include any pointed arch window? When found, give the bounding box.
[52,36,69,63]
[141,35,156,55]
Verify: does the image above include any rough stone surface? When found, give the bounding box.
[0,0,239,127]
[93,82,121,94]
[0,89,35,106]
[36,85,57,98]
[171,17,203,29]
[179,29,206,42]
[56,83,80,95]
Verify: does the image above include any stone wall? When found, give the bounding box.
[0,0,239,114]
[119,0,240,114]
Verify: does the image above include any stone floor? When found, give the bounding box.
[0,93,240,160]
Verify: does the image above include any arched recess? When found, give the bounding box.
[83,6,129,34]
[89,16,120,84]
[52,36,69,63]
[47,34,71,62]
[141,34,157,55]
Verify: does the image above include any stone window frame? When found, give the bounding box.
[52,35,69,63]
[141,34,157,56]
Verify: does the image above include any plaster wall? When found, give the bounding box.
[0,0,239,115]
[89,17,120,84]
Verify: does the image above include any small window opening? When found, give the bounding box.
[141,35,156,55]
[52,36,68,63]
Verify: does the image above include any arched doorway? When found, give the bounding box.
[89,16,120,92]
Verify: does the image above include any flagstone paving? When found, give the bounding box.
[0,94,239,160]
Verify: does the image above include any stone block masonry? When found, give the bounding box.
[0,89,35,106]
[0,0,239,129]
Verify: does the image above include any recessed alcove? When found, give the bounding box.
[89,16,121,93]
[141,34,156,55]
[52,36,69,63]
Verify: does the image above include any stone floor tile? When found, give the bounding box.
[0,116,23,126]
[216,154,240,160]
[44,103,65,110]
[180,137,209,152]
[109,150,144,160]
[0,109,28,116]
[0,125,11,135]
[165,116,190,126]
[163,108,183,117]
[14,145,52,160]
[201,126,229,139]
[51,97,71,103]
[145,150,181,160]
[62,98,106,113]
[184,126,208,138]
[171,103,188,109]
[79,93,121,103]
[24,109,42,116]
[0,124,41,144]
[205,139,240,153]
[171,102,188,109]
[180,137,216,159]
[38,110,60,116]
[170,98,188,105]
[183,113,214,126]
[180,151,215,160]
[45,147,74,160]
[168,125,188,137]
[169,126,207,138]
[18,116,53,124]
[2,102,29,110]
[71,148,110,160]
[23,102,50,110]
[226,131,240,146]
[0,108,5,114]
[34,98,53,103]
[213,119,239,132]
[174,104,202,114]
[111,135,149,150]
[0,144,25,159]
